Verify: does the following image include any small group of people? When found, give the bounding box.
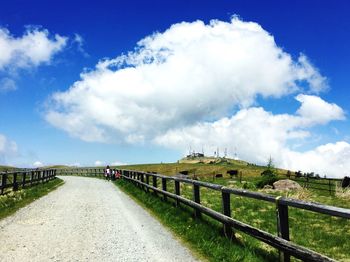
[104,165,121,181]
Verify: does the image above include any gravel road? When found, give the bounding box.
[0,176,199,262]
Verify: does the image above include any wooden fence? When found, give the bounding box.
[55,168,350,261]
[280,174,342,195]
[0,169,57,195]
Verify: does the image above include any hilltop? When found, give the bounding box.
[0,165,17,172]
[179,155,250,166]
[119,155,289,179]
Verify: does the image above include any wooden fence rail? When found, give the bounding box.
[55,168,350,261]
[0,169,57,195]
[118,169,349,262]
[279,174,342,194]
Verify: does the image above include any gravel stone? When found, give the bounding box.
[0,176,199,262]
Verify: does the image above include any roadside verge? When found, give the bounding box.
[0,178,64,220]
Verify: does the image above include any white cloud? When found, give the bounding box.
[0,78,17,93]
[0,134,18,163]
[281,142,350,177]
[33,161,44,168]
[0,26,67,71]
[44,18,348,177]
[111,161,127,166]
[73,33,89,57]
[155,95,346,177]
[296,94,345,125]
[68,162,81,167]
[296,55,328,93]
[94,160,104,166]
[46,17,327,143]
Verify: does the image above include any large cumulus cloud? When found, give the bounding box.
[45,17,347,177]
[155,95,346,177]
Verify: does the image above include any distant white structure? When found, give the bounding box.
[186,152,204,158]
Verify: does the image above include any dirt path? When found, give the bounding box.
[0,176,198,262]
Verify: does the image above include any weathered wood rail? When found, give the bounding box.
[280,174,342,195]
[0,169,57,195]
[57,168,350,261]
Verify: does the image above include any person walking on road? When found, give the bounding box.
[105,165,111,180]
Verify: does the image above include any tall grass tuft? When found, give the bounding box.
[335,184,350,199]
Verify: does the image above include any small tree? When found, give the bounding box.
[295,171,302,178]
[257,157,278,188]
[305,172,315,178]
[261,156,276,177]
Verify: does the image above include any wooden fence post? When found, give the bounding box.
[328,179,331,195]
[193,184,201,219]
[1,173,7,194]
[162,177,167,201]
[30,171,34,186]
[36,170,40,184]
[152,175,157,195]
[13,172,19,191]
[137,173,141,188]
[276,197,290,262]
[221,188,233,239]
[175,180,180,207]
[140,173,144,190]
[145,173,149,192]
[22,172,27,187]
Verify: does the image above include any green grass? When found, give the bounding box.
[0,165,17,172]
[119,161,270,179]
[59,163,348,261]
[116,179,278,262]
[0,178,64,220]
[116,173,350,261]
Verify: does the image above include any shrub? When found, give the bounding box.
[295,171,303,178]
[242,181,256,190]
[255,175,278,189]
[261,169,276,176]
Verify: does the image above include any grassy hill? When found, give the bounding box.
[117,159,350,261]
[0,165,17,172]
[119,156,288,179]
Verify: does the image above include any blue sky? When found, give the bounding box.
[0,0,349,177]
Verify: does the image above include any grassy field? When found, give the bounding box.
[0,165,17,172]
[0,178,64,220]
[120,162,267,180]
[116,161,350,261]
[116,179,278,261]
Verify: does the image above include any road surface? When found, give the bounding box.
[0,176,198,262]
